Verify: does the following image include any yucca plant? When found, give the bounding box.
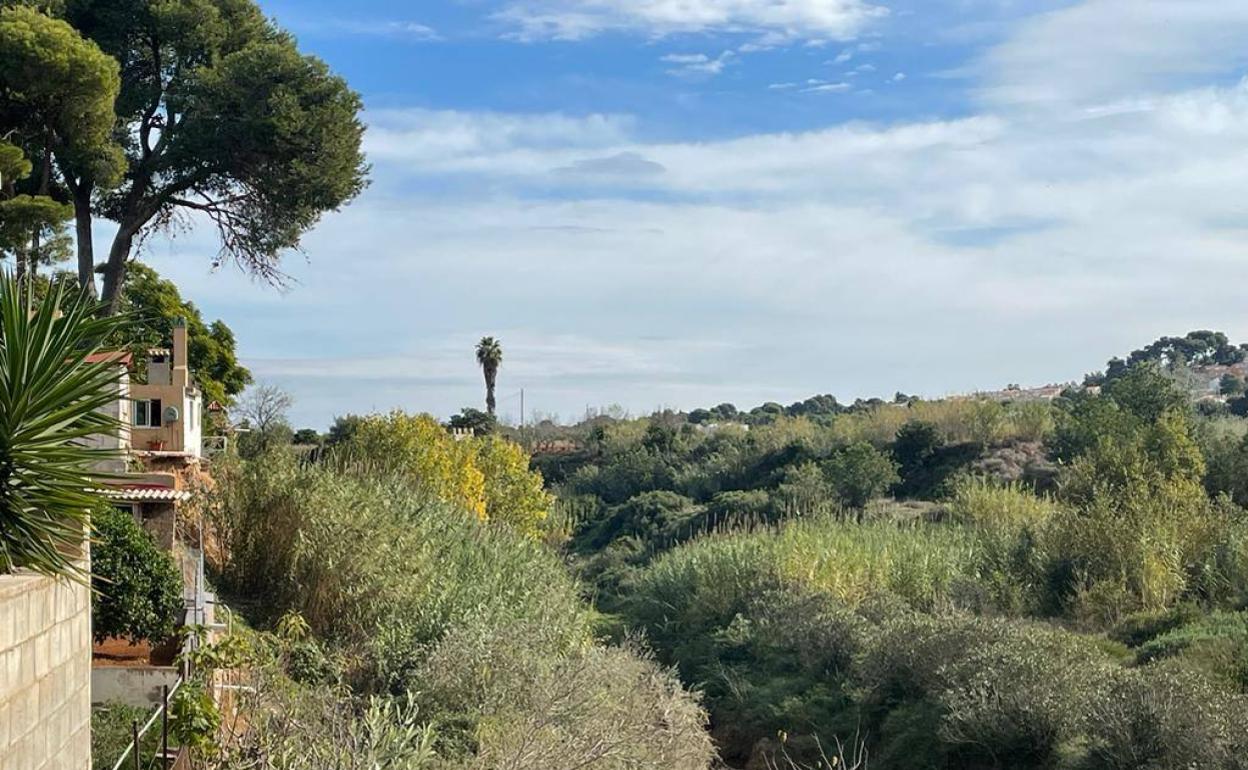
[0,273,128,577]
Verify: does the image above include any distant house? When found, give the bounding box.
[968,383,1075,402]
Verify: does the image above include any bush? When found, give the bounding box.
[413,621,714,769]
[338,412,552,537]
[91,506,183,644]
[934,622,1112,768]
[892,421,982,499]
[855,614,1118,770]
[1109,602,1204,648]
[575,490,701,553]
[208,453,590,693]
[707,489,776,526]
[1135,611,1248,689]
[947,477,1056,532]
[1081,661,1248,770]
[824,441,899,510]
[92,703,159,770]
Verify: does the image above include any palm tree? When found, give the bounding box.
[475,337,503,416]
[0,273,128,577]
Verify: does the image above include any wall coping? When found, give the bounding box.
[0,570,63,600]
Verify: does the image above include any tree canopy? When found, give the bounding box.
[1,0,368,309]
[0,5,121,279]
[117,262,251,405]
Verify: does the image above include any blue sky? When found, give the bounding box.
[140,0,1248,429]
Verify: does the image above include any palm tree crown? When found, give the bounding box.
[0,274,128,577]
[475,337,503,416]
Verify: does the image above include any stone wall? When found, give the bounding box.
[0,571,92,770]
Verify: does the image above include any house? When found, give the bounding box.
[129,318,203,460]
[90,318,205,543]
[89,319,214,706]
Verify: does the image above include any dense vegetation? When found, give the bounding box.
[519,337,1248,768]
[78,323,1248,769]
[195,418,713,769]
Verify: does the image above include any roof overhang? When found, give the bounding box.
[98,485,192,503]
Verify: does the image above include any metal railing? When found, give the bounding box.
[108,680,184,770]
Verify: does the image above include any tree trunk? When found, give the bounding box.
[100,224,137,316]
[29,135,53,282]
[485,369,497,416]
[72,184,97,298]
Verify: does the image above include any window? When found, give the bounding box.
[133,398,162,427]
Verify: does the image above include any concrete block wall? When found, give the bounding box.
[0,572,92,770]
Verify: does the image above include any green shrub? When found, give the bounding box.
[1135,611,1248,689]
[413,620,714,769]
[92,703,159,770]
[91,506,183,644]
[1109,603,1204,648]
[947,477,1056,532]
[1082,661,1248,770]
[210,453,591,694]
[857,614,1117,770]
[823,441,899,509]
[935,622,1112,768]
[575,490,702,553]
[283,639,336,685]
[707,489,776,526]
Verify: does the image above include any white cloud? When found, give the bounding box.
[832,48,854,64]
[364,109,633,171]
[662,54,711,65]
[496,0,888,42]
[892,71,906,81]
[804,82,852,93]
[298,19,440,41]
[662,50,736,77]
[975,0,1248,109]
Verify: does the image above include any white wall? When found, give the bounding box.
[88,371,131,474]
[182,390,203,459]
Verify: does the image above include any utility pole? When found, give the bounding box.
[520,388,525,446]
